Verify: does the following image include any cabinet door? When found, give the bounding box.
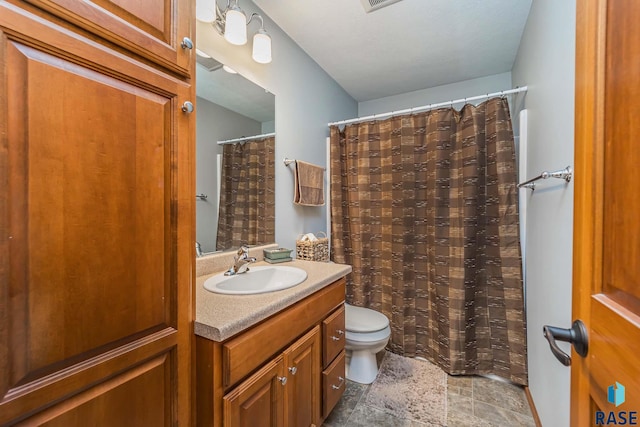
[22,0,192,75]
[0,4,193,426]
[283,326,321,427]
[223,356,285,427]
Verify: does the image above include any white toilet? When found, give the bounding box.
[344,303,391,384]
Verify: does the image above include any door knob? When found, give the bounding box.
[277,376,287,386]
[181,37,193,50]
[543,320,588,366]
[181,101,194,113]
[288,366,297,375]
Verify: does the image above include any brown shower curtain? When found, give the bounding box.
[216,136,275,250]
[330,98,527,385]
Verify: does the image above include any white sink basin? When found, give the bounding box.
[203,266,308,295]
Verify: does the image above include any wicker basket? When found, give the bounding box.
[296,232,329,262]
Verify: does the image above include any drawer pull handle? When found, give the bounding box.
[336,329,344,335]
[278,376,287,386]
[288,366,297,375]
[331,334,343,341]
[331,376,345,390]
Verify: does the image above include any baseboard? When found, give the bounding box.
[524,386,542,427]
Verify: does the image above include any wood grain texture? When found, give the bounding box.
[15,352,172,426]
[283,326,321,427]
[223,355,284,427]
[321,350,345,419]
[223,279,345,388]
[0,3,193,425]
[22,0,192,76]
[602,0,640,310]
[573,0,640,423]
[322,306,345,369]
[196,278,346,427]
[524,387,542,427]
[572,0,606,424]
[589,296,640,410]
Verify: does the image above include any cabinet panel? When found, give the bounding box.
[322,306,345,368]
[283,326,321,427]
[0,4,193,425]
[223,356,285,427]
[16,352,172,426]
[24,0,192,75]
[322,350,345,419]
[223,279,345,388]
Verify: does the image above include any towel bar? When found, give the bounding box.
[518,166,572,190]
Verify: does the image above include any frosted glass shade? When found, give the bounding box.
[195,0,216,23]
[252,30,272,64]
[224,7,247,45]
[195,48,211,58]
[222,65,238,74]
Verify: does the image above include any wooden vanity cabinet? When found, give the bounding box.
[196,278,346,427]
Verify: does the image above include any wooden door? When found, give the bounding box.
[0,4,193,425]
[19,0,193,76]
[283,326,321,427]
[573,0,640,424]
[223,356,285,427]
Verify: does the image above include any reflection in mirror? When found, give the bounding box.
[196,55,276,254]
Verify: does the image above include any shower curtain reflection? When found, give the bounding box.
[216,136,275,250]
[330,98,527,385]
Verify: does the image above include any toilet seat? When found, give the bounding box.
[346,325,391,343]
[345,304,390,333]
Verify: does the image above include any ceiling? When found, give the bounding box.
[253,0,532,102]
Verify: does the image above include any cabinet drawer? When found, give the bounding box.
[322,305,345,367]
[223,279,345,388]
[322,350,345,419]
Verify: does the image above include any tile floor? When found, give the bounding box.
[323,355,536,427]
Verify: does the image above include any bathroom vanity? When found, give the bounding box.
[195,258,351,427]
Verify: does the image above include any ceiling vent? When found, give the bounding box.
[360,0,403,13]
[196,55,223,72]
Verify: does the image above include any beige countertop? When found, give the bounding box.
[195,259,352,342]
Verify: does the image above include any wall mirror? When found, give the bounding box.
[196,55,276,255]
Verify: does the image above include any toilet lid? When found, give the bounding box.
[345,304,390,333]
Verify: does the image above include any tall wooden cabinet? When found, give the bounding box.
[0,1,194,425]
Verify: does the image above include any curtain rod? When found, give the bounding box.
[328,86,528,127]
[217,132,276,145]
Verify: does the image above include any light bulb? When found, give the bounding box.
[224,6,247,45]
[252,29,272,64]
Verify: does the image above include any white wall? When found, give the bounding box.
[358,72,512,116]
[196,96,262,253]
[511,1,576,426]
[196,3,357,251]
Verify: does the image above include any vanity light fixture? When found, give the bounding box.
[195,48,212,58]
[196,0,272,64]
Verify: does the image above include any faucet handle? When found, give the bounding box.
[237,245,250,259]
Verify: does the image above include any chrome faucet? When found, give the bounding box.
[224,245,257,276]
